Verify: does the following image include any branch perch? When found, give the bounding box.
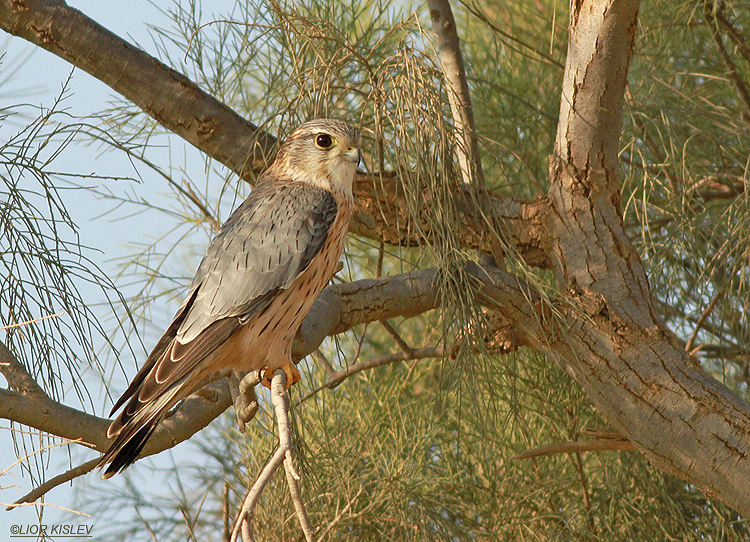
[231,370,315,542]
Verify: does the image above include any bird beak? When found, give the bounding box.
[344,146,361,166]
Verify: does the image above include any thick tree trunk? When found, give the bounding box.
[546,0,750,514]
[2,0,750,517]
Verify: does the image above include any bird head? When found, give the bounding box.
[270,118,362,195]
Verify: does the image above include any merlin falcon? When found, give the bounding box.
[98,119,361,478]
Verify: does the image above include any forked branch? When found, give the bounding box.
[231,370,315,542]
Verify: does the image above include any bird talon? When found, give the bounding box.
[261,364,301,390]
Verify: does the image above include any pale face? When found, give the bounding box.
[271,119,362,195]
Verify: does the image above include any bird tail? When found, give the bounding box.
[97,387,182,479]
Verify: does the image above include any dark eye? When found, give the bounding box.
[316,133,333,148]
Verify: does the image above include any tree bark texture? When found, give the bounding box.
[545,0,750,514]
[1,0,750,516]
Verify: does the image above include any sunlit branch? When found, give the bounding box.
[512,431,636,460]
[231,370,314,542]
[427,0,484,188]
[0,340,46,396]
[8,458,100,509]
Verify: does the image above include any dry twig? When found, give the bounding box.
[512,429,635,460]
[0,312,65,332]
[316,486,366,542]
[299,346,445,404]
[8,456,99,510]
[686,291,724,354]
[231,370,315,542]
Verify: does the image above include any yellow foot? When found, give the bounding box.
[261,362,301,390]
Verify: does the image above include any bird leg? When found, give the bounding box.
[229,370,260,432]
[261,361,300,390]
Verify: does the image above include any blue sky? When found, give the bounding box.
[0,0,236,536]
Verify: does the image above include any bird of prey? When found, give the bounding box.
[98,119,361,478]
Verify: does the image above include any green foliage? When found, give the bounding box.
[622,0,750,398]
[4,0,750,539]
[0,85,136,486]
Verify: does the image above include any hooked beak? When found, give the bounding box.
[343,146,361,167]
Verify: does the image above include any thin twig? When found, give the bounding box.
[375,241,384,278]
[378,320,413,355]
[231,436,285,538]
[316,486,366,542]
[231,370,315,542]
[0,311,65,332]
[458,1,566,69]
[704,0,750,117]
[715,8,750,61]
[2,437,84,480]
[222,481,231,542]
[512,434,635,460]
[1,500,91,516]
[686,291,724,353]
[624,86,680,192]
[182,179,220,231]
[8,457,101,510]
[571,451,597,537]
[299,346,445,404]
[313,350,336,379]
[231,441,286,541]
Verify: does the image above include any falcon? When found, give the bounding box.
[98,119,361,478]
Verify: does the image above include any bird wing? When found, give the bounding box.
[108,180,338,429]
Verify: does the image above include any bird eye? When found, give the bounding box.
[316,133,333,148]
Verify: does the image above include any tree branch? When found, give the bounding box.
[0,0,552,268]
[427,0,484,188]
[704,0,750,118]
[0,0,278,176]
[7,458,101,510]
[547,0,750,515]
[512,436,635,460]
[685,291,723,353]
[0,339,46,396]
[2,261,550,508]
[714,6,750,62]
[231,370,314,542]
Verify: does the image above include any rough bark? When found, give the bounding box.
[544,0,750,514]
[1,0,749,518]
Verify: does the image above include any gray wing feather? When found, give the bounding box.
[177,180,338,343]
[107,180,337,429]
